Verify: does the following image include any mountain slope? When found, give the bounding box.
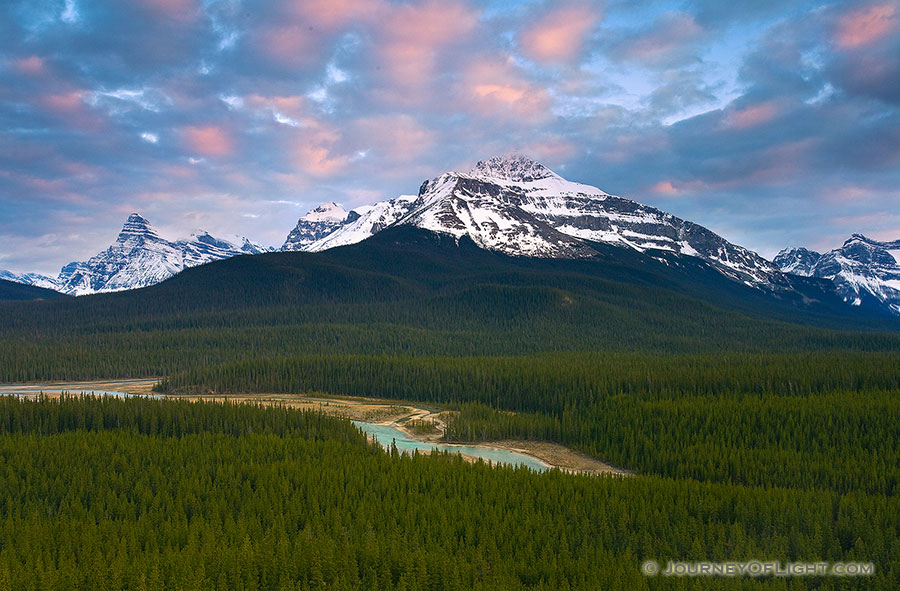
[775,234,900,315]
[0,270,59,290]
[0,278,68,301]
[2,214,272,296]
[281,202,354,251]
[306,195,419,252]
[2,224,897,384]
[291,155,783,288]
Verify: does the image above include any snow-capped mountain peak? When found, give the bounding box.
[305,195,419,252]
[116,213,160,244]
[0,214,274,296]
[775,234,900,315]
[302,202,348,223]
[772,247,822,276]
[281,202,355,251]
[468,153,561,183]
[290,154,782,285]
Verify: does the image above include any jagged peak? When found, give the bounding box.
[842,233,900,249]
[776,246,821,257]
[117,213,159,242]
[301,201,348,223]
[846,233,871,245]
[468,153,560,183]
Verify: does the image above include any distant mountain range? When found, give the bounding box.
[2,154,897,316]
[775,234,900,316]
[2,214,270,295]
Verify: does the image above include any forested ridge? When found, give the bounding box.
[3,228,900,588]
[157,351,900,494]
[1,230,898,382]
[0,396,895,590]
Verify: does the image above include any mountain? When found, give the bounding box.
[775,234,900,315]
[0,278,68,301]
[3,213,272,296]
[305,195,418,252]
[773,247,822,276]
[0,270,59,291]
[289,154,784,288]
[281,202,354,251]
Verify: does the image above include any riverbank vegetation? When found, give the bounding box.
[3,233,899,588]
[155,351,900,494]
[0,395,896,590]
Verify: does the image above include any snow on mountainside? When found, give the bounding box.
[305,195,418,252]
[281,202,352,251]
[0,270,59,290]
[775,234,900,315]
[773,247,822,276]
[290,154,782,286]
[2,213,272,296]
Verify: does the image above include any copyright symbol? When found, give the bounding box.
[643,560,659,576]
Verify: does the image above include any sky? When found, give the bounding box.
[1,0,899,275]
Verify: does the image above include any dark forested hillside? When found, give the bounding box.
[0,278,66,301]
[1,227,897,383]
[0,396,895,590]
[3,230,899,589]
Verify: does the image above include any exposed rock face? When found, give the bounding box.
[775,234,900,315]
[281,202,353,251]
[0,270,59,290]
[773,247,823,277]
[291,154,782,286]
[4,213,272,296]
[304,195,419,252]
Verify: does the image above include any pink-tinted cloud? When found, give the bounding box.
[39,91,86,114]
[0,169,92,203]
[380,0,478,47]
[651,180,681,195]
[354,115,433,163]
[373,0,479,97]
[159,165,198,180]
[285,0,381,31]
[726,101,782,130]
[296,145,347,177]
[519,3,600,63]
[38,91,106,131]
[134,0,199,21]
[461,58,552,120]
[257,25,322,67]
[520,139,577,163]
[290,125,348,177]
[834,3,897,49]
[14,56,46,76]
[181,126,235,157]
[245,94,308,124]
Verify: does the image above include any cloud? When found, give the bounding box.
[834,2,897,50]
[134,0,199,22]
[352,114,433,163]
[609,12,704,68]
[368,0,480,102]
[13,55,46,76]
[518,3,601,63]
[651,180,680,195]
[284,0,380,31]
[459,57,552,120]
[255,25,323,68]
[290,124,348,177]
[2,0,900,274]
[725,101,782,129]
[181,125,234,157]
